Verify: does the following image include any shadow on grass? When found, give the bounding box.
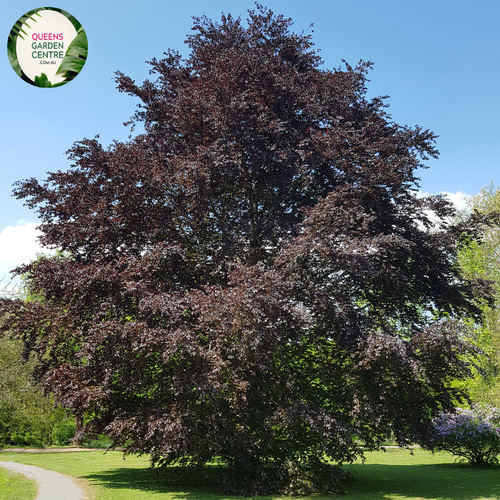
[83,465,229,499]
[83,461,500,499]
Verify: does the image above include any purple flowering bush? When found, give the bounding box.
[432,404,500,466]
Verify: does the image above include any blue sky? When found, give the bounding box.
[0,0,499,286]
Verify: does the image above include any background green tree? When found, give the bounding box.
[0,330,73,446]
[458,183,500,406]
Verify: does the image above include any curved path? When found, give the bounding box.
[0,461,83,500]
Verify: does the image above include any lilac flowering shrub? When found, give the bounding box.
[432,404,500,466]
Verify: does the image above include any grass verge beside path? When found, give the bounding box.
[1,448,500,500]
[0,466,38,500]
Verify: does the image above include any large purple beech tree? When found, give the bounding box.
[1,6,492,494]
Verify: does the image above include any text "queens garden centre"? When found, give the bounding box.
[31,32,65,58]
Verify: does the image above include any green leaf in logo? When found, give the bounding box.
[7,35,22,78]
[8,9,43,78]
[34,73,53,88]
[56,28,88,79]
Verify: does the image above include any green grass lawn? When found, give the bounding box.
[1,448,500,499]
[0,466,38,500]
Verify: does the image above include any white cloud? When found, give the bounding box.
[439,191,470,212]
[0,223,55,288]
[417,190,471,212]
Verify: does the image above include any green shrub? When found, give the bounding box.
[83,434,113,448]
[52,416,76,445]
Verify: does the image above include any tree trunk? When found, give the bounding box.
[74,415,83,446]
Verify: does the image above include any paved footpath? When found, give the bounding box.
[0,461,84,500]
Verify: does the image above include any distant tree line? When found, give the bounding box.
[0,332,75,447]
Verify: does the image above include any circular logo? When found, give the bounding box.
[7,7,88,87]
